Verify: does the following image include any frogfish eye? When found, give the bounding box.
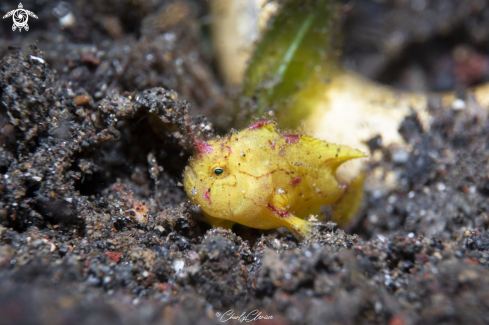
[213,167,224,176]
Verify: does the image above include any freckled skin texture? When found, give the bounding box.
[183,122,366,238]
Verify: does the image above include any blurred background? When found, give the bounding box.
[2,0,489,100]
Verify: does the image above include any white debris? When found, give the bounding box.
[452,99,466,110]
[173,260,184,273]
[436,183,446,192]
[30,55,45,64]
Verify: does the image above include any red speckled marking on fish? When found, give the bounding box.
[196,141,213,154]
[226,146,232,154]
[203,191,212,204]
[268,140,276,149]
[267,203,290,218]
[290,176,302,187]
[247,120,269,130]
[284,134,300,144]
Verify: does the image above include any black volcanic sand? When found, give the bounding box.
[1,1,489,324]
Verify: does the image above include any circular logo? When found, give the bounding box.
[3,3,38,32]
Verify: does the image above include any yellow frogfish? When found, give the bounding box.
[183,119,366,238]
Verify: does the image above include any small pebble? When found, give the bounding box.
[73,95,91,106]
